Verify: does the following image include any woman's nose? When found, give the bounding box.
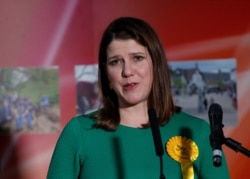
[122,61,134,77]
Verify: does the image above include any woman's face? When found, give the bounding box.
[106,39,153,107]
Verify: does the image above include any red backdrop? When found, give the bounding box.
[0,0,250,178]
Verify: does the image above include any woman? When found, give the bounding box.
[47,17,229,178]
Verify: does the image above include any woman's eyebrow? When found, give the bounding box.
[107,55,121,61]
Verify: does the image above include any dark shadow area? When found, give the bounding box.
[179,127,192,139]
[0,134,21,179]
[179,127,199,176]
[112,137,125,179]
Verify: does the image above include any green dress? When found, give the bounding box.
[47,111,230,179]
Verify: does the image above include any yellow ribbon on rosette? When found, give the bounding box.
[166,136,199,179]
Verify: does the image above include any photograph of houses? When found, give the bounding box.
[169,58,237,126]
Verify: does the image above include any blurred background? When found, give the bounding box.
[0,0,250,178]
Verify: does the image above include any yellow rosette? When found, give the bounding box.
[166,136,199,179]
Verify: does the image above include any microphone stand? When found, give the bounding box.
[224,137,250,157]
[159,155,166,179]
[220,125,250,158]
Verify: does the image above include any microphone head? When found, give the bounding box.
[208,103,224,167]
[148,108,164,156]
[148,108,157,123]
[208,103,223,123]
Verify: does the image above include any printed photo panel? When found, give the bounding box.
[169,58,237,126]
[0,67,60,134]
[74,65,101,115]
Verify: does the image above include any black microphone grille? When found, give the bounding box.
[208,103,223,117]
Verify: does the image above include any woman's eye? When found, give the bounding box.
[108,59,121,66]
[134,55,144,61]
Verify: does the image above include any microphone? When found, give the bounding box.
[148,108,166,179]
[148,108,164,156]
[208,103,225,167]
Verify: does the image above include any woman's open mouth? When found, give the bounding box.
[123,82,138,91]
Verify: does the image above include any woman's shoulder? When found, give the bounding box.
[65,110,99,130]
[166,111,211,144]
[170,111,209,127]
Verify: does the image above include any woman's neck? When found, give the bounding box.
[119,104,149,128]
